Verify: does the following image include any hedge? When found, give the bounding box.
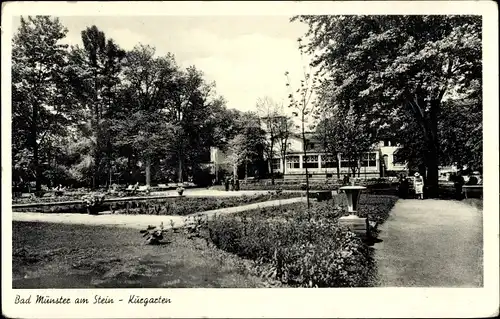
[205,194,398,287]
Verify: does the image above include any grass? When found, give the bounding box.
[12,221,277,288]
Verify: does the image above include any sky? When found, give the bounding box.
[12,16,310,114]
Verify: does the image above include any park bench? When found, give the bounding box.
[137,185,150,193]
[462,185,483,199]
[309,190,333,202]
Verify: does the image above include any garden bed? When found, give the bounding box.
[203,194,398,287]
[13,192,302,215]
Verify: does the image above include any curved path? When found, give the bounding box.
[12,197,306,230]
[374,199,483,287]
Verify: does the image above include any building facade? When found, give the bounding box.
[209,133,408,180]
[268,134,407,179]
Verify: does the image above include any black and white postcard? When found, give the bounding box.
[2,1,498,318]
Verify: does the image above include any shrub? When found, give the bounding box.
[205,194,398,287]
[207,214,375,287]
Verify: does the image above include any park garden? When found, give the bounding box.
[12,15,482,288]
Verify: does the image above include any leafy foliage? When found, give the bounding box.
[12,16,72,191]
[294,15,482,196]
[12,16,243,191]
[206,194,397,287]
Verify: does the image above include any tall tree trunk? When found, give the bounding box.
[245,160,248,180]
[425,140,440,198]
[33,141,41,192]
[425,101,441,198]
[31,103,41,192]
[336,153,341,179]
[145,156,151,186]
[302,115,310,209]
[177,155,183,183]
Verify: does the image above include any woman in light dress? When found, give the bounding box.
[413,172,424,199]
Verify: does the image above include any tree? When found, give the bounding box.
[226,112,266,180]
[276,112,294,176]
[294,15,481,197]
[68,25,126,188]
[314,108,342,178]
[163,66,226,183]
[12,16,71,192]
[285,38,319,209]
[256,96,284,184]
[118,45,177,186]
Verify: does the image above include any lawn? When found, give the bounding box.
[12,221,276,289]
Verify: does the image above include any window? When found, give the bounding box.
[393,154,405,165]
[322,155,337,168]
[303,155,319,168]
[306,142,315,151]
[271,158,280,170]
[361,153,377,167]
[340,156,358,168]
[286,156,300,169]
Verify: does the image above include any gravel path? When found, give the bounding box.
[12,197,306,230]
[374,199,483,287]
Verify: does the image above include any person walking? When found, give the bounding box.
[224,177,229,192]
[413,172,424,200]
[235,178,240,191]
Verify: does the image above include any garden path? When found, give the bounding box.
[12,196,306,230]
[374,199,483,287]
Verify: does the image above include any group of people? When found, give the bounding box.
[398,171,482,200]
[224,176,240,191]
[397,172,424,199]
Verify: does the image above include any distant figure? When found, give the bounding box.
[230,177,235,191]
[413,172,424,200]
[235,178,240,191]
[224,177,230,191]
[453,172,465,200]
[398,174,409,199]
[343,174,350,185]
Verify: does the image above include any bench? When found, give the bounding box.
[309,190,333,202]
[462,185,483,199]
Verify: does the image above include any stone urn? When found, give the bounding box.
[339,185,366,213]
[339,186,368,236]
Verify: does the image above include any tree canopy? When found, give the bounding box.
[12,16,245,190]
[294,15,482,196]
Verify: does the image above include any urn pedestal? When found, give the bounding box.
[339,186,368,236]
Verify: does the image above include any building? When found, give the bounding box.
[208,133,408,180]
[267,133,407,179]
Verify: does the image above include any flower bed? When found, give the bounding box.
[205,194,398,287]
[207,211,375,287]
[114,193,300,216]
[13,192,301,215]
